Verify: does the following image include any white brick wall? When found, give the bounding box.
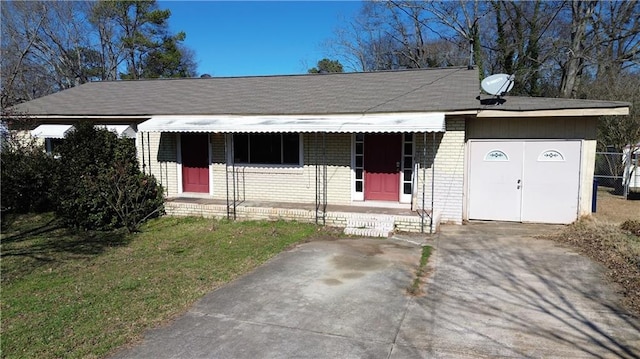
[139,132,353,205]
[137,132,179,197]
[414,118,465,224]
[139,121,467,226]
[165,201,434,233]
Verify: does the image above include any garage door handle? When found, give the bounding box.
[517,179,521,189]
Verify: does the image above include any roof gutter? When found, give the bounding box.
[477,107,629,118]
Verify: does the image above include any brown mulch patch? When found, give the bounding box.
[542,218,640,318]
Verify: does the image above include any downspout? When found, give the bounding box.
[147,132,152,175]
[141,131,146,174]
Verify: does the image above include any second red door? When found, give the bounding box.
[364,134,401,201]
[181,134,209,193]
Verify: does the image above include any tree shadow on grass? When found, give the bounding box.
[1,216,130,282]
[1,215,60,244]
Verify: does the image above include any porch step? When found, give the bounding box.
[343,214,395,238]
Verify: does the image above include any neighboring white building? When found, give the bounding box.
[623,143,640,193]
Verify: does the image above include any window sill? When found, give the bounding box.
[231,163,305,174]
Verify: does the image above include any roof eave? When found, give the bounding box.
[477,107,630,118]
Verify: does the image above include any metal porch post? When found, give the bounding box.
[322,132,327,224]
[430,131,436,234]
[225,134,230,220]
[231,134,237,220]
[422,132,426,233]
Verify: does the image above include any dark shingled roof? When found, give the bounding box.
[478,95,629,111]
[10,67,629,117]
[11,67,479,116]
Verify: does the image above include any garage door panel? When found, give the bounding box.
[468,140,581,224]
[521,141,581,224]
[468,141,523,222]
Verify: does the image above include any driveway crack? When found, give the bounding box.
[386,296,414,358]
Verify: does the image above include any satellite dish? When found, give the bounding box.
[481,73,515,96]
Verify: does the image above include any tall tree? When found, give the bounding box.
[1,0,197,108]
[308,58,344,73]
[421,0,490,78]
[91,0,194,80]
[487,1,565,96]
[1,1,95,107]
[327,1,468,72]
[558,1,597,98]
[141,34,197,78]
[557,1,640,98]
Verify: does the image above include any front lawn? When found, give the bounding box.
[1,214,320,359]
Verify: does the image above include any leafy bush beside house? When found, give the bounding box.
[53,122,164,232]
[0,128,56,216]
[1,117,164,232]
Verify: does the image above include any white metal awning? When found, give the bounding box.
[30,124,73,139]
[99,125,137,138]
[137,113,446,133]
[30,124,136,139]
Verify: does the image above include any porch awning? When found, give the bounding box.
[30,124,72,139]
[99,125,136,138]
[30,124,136,139]
[137,113,446,133]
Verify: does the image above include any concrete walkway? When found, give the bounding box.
[110,222,640,359]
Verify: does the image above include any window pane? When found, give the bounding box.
[355,181,363,192]
[404,169,412,181]
[250,134,281,164]
[356,169,363,179]
[355,156,363,168]
[404,133,413,142]
[404,156,412,169]
[355,133,364,141]
[282,134,300,164]
[49,138,65,154]
[404,143,412,154]
[233,134,249,162]
[356,142,363,154]
[404,183,412,194]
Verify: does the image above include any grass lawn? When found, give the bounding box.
[1,214,322,359]
[593,187,640,223]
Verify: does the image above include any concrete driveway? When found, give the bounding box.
[110,222,640,359]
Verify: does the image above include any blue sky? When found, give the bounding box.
[160,1,362,77]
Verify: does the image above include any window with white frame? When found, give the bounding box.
[354,133,364,192]
[402,133,414,195]
[233,133,301,165]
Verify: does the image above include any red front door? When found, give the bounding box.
[181,134,209,193]
[364,134,401,201]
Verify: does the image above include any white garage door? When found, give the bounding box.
[468,140,582,224]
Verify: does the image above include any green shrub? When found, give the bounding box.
[0,123,56,216]
[53,122,164,232]
[90,163,165,233]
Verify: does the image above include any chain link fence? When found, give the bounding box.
[594,146,639,199]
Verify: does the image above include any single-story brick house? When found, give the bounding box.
[9,67,630,234]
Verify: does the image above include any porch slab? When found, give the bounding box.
[165,197,440,234]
